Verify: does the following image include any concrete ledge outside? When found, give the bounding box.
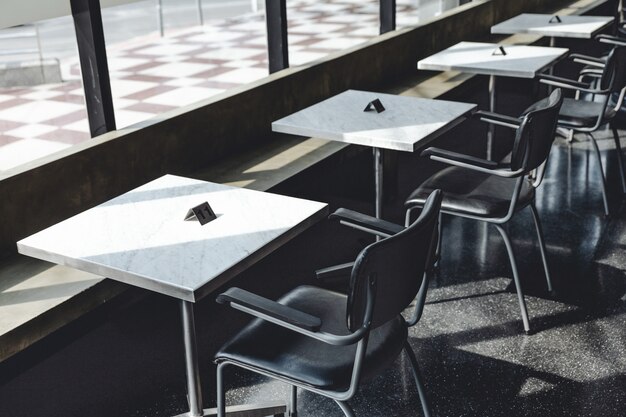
[0,58,62,88]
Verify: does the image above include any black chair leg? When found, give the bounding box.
[435,213,443,268]
[529,203,553,293]
[289,385,297,417]
[611,127,626,194]
[334,400,355,417]
[493,224,531,333]
[587,132,611,216]
[404,341,432,417]
[216,362,227,417]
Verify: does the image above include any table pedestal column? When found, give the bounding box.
[548,37,556,88]
[487,75,496,160]
[181,300,204,417]
[374,147,384,219]
[175,300,288,417]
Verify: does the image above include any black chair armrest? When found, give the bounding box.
[596,34,626,46]
[569,53,605,64]
[217,287,322,332]
[422,147,499,169]
[569,53,607,67]
[536,73,596,92]
[422,147,523,177]
[472,110,521,129]
[579,68,603,78]
[329,208,404,237]
[315,262,353,284]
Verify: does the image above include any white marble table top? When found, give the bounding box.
[418,41,569,78]
[491,13,613,39]
[272,90,476,152]
[17,175,328,302]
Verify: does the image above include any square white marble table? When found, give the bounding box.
[272,89,476,218]
[491,13,613,40]
[417,41,569,79]
[17,174,328,417]
[418,41,568,158]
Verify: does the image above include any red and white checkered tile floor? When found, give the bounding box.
[0,0,440,171]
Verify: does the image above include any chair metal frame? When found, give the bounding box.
[404,90,563,334]
[537,47,626,215]
[215,192,442,417]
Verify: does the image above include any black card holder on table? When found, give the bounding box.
[492,45,507,56]
[364,99,386,113]
[549,15,562,24]
[185,202,217,226]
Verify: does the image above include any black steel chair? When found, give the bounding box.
[214,190,442,417]
[403,89,563,334]
[536,47,626,215]
[563,0,626,55]
[609,0,625,37]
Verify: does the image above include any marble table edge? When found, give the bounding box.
[417,47,569,79]
[16,241,196,302]
[272,121,417,152]
[417,61,537,79]
[490,14,613,38]
[491,25,613,39]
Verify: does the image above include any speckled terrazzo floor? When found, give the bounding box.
[214,133,626,417]
[0,75,625,416]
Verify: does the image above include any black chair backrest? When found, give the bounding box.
[614,0,625,34]
[511,89,563,173]
[601,47,626,92]
[346,190,442,332]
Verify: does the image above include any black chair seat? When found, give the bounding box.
[405,167,535,217]
[525,98,614,128]
[559,98,616,128]
[216,286,407,391]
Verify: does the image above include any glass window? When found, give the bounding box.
[399,0,465,27]
[285,0,380,67]
[0,16,86,172]
[102,0,269,129]
[0,0,472,172]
